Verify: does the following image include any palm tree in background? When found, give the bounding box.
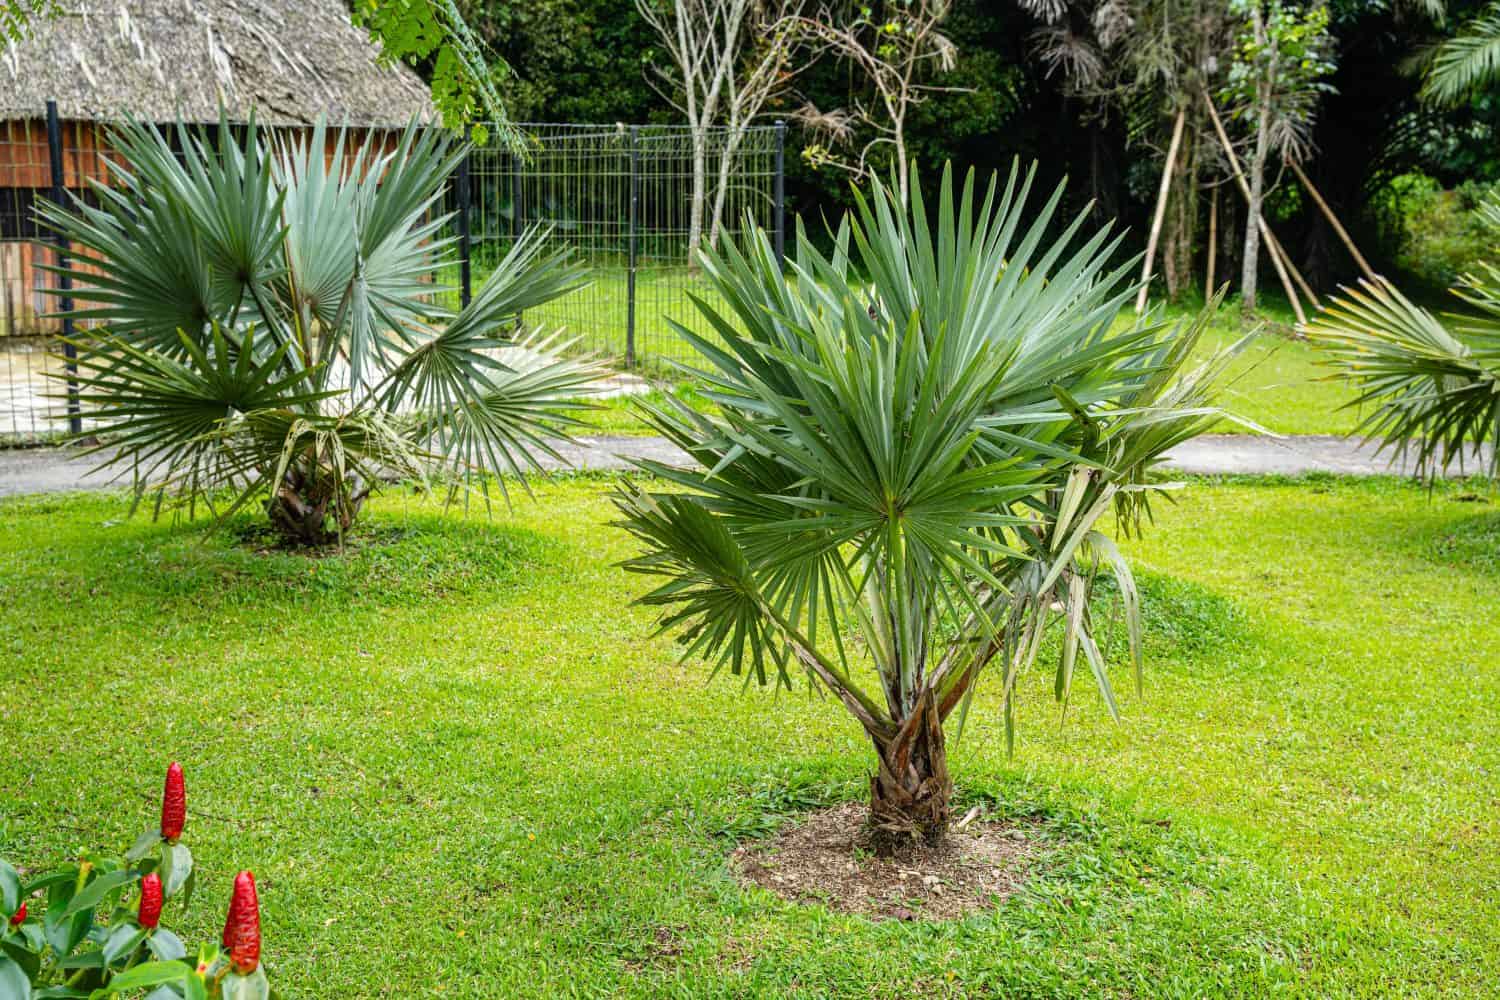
[41,116,602,545]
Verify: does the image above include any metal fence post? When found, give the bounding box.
[773,120,786,271]
[45,100,81,435]
[456,128,472,308]
[626,125,640,368]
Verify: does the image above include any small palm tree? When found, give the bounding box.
[614,163,1238,852]
[40,115,603,545]
[1304,272,1500,480]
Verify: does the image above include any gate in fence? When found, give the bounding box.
[0,111,786,442]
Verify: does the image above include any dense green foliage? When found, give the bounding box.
[435,0,1500,296]
[2,476,1497,995]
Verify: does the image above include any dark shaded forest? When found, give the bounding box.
[457,0,1500,302]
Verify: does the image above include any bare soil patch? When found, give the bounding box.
[732,801,1039,921]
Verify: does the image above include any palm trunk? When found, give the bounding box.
[866,689,952,854]
[265,463,365,546]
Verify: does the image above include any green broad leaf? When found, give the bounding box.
[42,907,90,961]
[146,930,186,963]
[0,956,29,1000]
[159,847,191,901]
[142,988,182,1000]
[56,950,104,971]
[16,925,44,954]
[102,926,146,967]
[93,960,191,995]
[125,831,163,864]
[182,972,206,1000]
[0,862,19,917]
[21,873,76,896]
[61,871,138,919]
[220,967,270,1000]
[0,943,37,981]
[33,987,89,999]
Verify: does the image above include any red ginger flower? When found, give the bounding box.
[7,902,24,927]
[160,762,185,843]
[221,871,260,975]
[137,872,163,928]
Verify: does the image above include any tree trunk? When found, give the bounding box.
[688,126,708,268]
[1241,100,1269,316]
[866,689,951,854]
[265,465,364,547]
[707,126,745,250]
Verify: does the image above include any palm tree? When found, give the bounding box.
[613,162,1240,852]
[1422,2,1500,105]
[1304,273,1500,479]
[39,115,603,545]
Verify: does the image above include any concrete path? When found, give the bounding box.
[0,433,1492,498]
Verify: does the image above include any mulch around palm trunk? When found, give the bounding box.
[733,802,1038,921]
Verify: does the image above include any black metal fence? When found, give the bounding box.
[462,122,785,367]
[0,110,785,442]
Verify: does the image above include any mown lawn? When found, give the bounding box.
[2,475,1496,997]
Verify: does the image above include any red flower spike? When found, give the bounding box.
[160,762,185,843]
[138,872,163,928]
[8,901,25,927]
[221,871,261,974]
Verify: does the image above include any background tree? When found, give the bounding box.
[636,0,809,260]
[1,0,57,42]
[40,118,601,545]
[1218,0,1335,315]
[1422,1,1500,104]
[792,0,961,203]
[354,0,523,146]
[1015,0,1236,305]
[615,163,1238,851]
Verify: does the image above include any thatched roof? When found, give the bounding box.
[0,0,435,126]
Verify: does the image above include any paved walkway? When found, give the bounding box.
[1,433,1492,498]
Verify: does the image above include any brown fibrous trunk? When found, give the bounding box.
[265,467,364,547]
[865,690,952,855]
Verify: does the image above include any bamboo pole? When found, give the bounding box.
[1135,107,1188,313]
[1205,184,1218,300]
[1266,226,1317,308]
[1286,156,1378,283]
[1201,89,1308,325]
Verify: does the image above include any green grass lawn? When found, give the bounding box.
[4,475,1496,997]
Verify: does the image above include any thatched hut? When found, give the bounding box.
[0,0,435,335]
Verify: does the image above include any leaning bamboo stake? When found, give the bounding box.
[1266,226,1318,309]
[1286,156,1378,283]
[1205,184,1218,300]
[1135,107,1187,313]
[1201,89,1307,325]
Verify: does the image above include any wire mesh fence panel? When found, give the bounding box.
[466,122,783,370]
[0,114,783,442]
[0,113,109,441]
